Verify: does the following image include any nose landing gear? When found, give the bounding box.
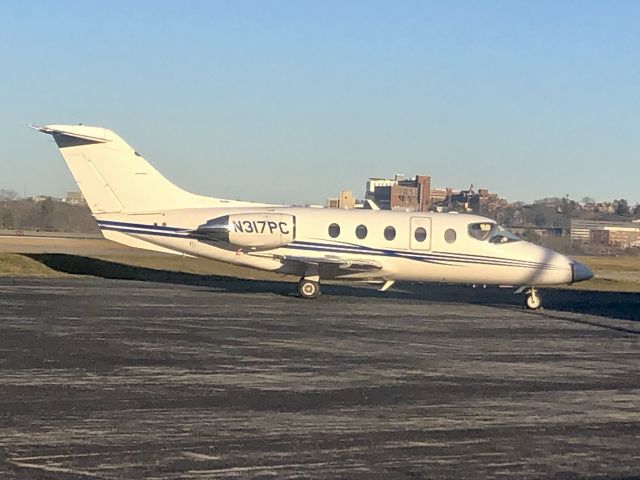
[524,287,542,310]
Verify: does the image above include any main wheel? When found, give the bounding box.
[525,291,542,310]
[298,279,320,299]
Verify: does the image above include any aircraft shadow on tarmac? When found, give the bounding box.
[26,253,640,323]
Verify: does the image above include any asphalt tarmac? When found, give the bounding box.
[1,277,639,479]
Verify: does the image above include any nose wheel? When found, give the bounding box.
[524,288,542,310]
[298,278,320,299]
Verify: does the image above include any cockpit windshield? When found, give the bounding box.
[488,225,521,244]
[468,222,522,244]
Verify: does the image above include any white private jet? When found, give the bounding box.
[35,124,592,308]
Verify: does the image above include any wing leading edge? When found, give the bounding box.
[274,253,383,275]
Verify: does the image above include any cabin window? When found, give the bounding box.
[328,223,340,238]
[414,227,427,242]
[468,222,493,241]
[384,226,396,241]
[356,224,368,239]
[444,228,457,243]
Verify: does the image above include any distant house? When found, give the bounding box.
[30,195,52,203]
[65,191,86,205]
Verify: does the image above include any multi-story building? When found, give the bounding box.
[399,175,430,211]
[365,177,399,196]
[389,184,418,210]
[571,219,640,249]
[365,175,431,211]
[326,190,356,209]
[430,188,449,204]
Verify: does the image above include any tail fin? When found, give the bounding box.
[37,124,262,214]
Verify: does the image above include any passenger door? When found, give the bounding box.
[410,217,431,250]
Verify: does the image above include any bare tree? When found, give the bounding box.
[0,189,18,201]
[616,199,630,216]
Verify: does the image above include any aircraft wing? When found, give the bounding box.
[274,254,383,273]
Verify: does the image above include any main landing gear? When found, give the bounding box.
[298,264,321,299]
[523,287,542,310]
[298,278,320,299]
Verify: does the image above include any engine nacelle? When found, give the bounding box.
[196,213,296,249]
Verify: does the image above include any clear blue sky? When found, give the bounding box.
[1,0,638,204]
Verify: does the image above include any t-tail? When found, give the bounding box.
[35,124,263,214]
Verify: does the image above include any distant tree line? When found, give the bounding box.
[1,186,638,237]
[494,196,640,230]
[0,189,19,201]
[0,196,99,233]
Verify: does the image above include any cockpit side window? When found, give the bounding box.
[468,222,494,241]
[489,225,521,244]
[468,222,521,244]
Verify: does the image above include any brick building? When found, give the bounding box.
[366,175,431,211]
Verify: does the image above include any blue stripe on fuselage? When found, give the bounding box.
[98,225,191,239]
[97,219,185,232]
[95,220,561,271]
[293,240,560,270]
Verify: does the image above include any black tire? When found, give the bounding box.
[298,279,320,299]
[525,292,542,310]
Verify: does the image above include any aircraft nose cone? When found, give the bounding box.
[572,261,593,283]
